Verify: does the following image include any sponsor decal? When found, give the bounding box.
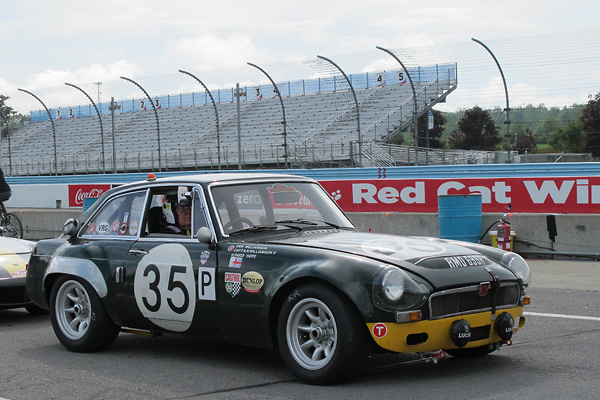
[373,323,388,338]
[228,245,235,252]
[319,177,600,214]
[129,221,139,236]
[111,219,120,233]
[119,223,128,235]
[200,251,210,265]
[229,256,243,268]
[68,184,111,207]
[225,272,241,297]
[242,271,264,293]
[88,223,96,235]
[11,269,27,278]
[123,212,129,224]
[96,221,110,235]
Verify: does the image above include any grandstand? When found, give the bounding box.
[4,63,458,175]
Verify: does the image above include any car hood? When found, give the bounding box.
[270,230,517,289]
[0,237,34,280]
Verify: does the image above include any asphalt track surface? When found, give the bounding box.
[1,259,598,399]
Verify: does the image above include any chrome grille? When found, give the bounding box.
[429,282,520,320]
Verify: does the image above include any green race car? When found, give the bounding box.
[26,173,531,384]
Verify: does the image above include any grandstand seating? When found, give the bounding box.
[3,65,458,175]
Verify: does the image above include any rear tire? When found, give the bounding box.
[50,276,120,352]
[277,283,368,384]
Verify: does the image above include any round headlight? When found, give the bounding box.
[501,252,532,286]
[382,269,405,302]
[373,266,429,312]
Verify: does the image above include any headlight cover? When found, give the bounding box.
[372,266,429,312]
[500,252,532,287]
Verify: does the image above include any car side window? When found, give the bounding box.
[82,190,146,237]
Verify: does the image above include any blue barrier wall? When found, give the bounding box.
[7,162,600,186]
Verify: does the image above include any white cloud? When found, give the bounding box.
[23,60,141,90]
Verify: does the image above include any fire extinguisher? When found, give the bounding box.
[496,214,512,251]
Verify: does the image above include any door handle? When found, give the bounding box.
[129,249,149,256]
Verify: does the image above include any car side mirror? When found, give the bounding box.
[62,218,80,237]
[196,226,213,244]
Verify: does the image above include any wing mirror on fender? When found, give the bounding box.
[62,218,80,237]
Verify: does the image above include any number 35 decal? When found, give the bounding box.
[134,244,196,332]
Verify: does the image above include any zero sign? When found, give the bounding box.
[134,244,196,332]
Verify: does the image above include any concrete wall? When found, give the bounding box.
[13,208,599,257]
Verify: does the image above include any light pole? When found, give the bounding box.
[247,62,289,168]
[65,82,105,173]
[376,46,420,166]
[234,83,246,170]
[120,76,162,171]
[317,55,362,166]
[472,38,511,163]
[18,88,58,175]
[178,70,221,170]
[109,97,120,173]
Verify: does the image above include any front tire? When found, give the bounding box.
[277,283,368,385]
[50,276,120,352]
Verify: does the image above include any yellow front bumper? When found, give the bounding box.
[367,306,525,353]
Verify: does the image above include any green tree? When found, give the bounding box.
[515,127,537,154]
[548,121,583,153]
[580,93,600,158]
[417,109,446,148]
[452,106,501,150]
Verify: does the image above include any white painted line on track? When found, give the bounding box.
[524,311,600,322]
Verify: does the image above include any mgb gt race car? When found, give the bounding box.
[25,173,531,384]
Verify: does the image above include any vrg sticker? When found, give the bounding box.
[133,243,196,332]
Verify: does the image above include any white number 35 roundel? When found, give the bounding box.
[134,243,196,332]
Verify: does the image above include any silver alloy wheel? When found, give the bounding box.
[54,280,92,340]
[286,298,337,371]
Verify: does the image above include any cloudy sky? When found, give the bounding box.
[1,1,599,112]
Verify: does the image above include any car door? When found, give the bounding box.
[120,185,220,337]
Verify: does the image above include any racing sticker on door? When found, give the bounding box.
[134,243,196,332]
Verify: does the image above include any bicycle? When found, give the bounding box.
[0,202,23,239]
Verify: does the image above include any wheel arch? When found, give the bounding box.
[43,256,108,304]
[268,276,371,349]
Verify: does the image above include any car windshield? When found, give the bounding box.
[210,181,355,235]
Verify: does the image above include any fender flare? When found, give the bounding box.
[44,256,108,298]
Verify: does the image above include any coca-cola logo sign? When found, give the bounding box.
[68,184,112,207]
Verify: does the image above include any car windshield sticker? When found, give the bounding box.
[88,223,96,235]
[197,267,216,301]
[123,212,129,224]
[119,223,128,235]
[225,272,241,297]
[129,221,139,236]
[133,243,196,332]
[96,221,110,235]
[242,271,264,293]
[111,219,120,233]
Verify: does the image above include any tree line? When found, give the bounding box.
[399,95,600,158]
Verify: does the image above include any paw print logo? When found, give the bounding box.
[330,190,342,201]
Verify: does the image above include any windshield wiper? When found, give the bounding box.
[228,225,279,236]
[274,219,340,231]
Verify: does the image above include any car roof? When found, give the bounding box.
[117,172,316,191]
